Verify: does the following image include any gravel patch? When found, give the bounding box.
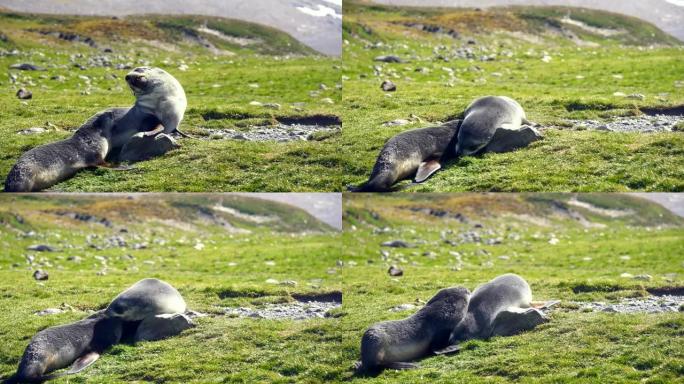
[574,295,683,314]
[568,115,683,133]
[225,300,341,320]
[205,123,340,142]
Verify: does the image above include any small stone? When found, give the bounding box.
[383,119,409,126]
[33,270,49,280]
[381,240,411,248]
[28,244,55,252]
[18,127,46,135]
[390,303,416,312]
[381,80,396,92]
[374,55,404,63]
[620,272,634,278]
[263,103,281,110]
[388,265,403,276]
[265,278,279,284]
[16,88,32,99]
[35,308,62,316]
[633,274,652,281]
[626,93,645,100]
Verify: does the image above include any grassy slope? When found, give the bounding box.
[0,11,344,192]
[340,193,684,383]
[0,195,344,383]
[342,1,684,192]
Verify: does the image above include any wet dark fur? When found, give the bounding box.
[5,313,123,384]
[356,287,469,374]
[352,120,461,192]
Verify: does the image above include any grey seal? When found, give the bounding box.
[435,274,551,355]
[105,278,187,321]
[351,120,461,192]
[4,67,186,192]
[455,96,541,156]
[356,286,470,373]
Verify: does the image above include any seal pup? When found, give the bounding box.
[435,274,548,355]
[455,96,541,157]
[355,286,470,374]
[351,120,461,192]
[7,312,122,383]
[124,67,188,138]
[105,278,187,321]
[4,67,187,192]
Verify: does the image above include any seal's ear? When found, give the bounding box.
[415,160,441,183]
[66,351,101,374]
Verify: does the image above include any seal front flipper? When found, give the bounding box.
[66,351,101,374]
[384,362,418,370]
[483,126,542,154]
[414,160,441,183]
[491,307,547,337]
[432,343,461,355]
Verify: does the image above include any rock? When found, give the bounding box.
[633,274,652,281]
[35,308,63,316]
[541,55,552,63]
[265,278,279,284]
[28,244,55,252]
[381,240,412,248]
[390,303,416,312]
[18,127,46,135]
[381,80,396,92]
[613,92,626,97]
[620,272,634,278]
[263,103,281,110]
[626,93,645,100]
[321,97,334,104]
[33,270,49,280]
[249,101,263,106]
[383,119,409,126]
[10,63,44,71]
[117,133,180,163]
[16,88,32,100]
[374,55,404,63]
[388,265,403,276]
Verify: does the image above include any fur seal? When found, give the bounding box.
[351,120,461,192]
[105,278,187,321]
[124,67,187,137]
[455,96,541,156]
[4,67,186,192]
[356,286,469,373]
[435,274,549,354]
[7,312,122,383]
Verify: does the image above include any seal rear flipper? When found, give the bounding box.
[432,344,461,355]
[65,351,101,374]
[414,160,441,183]
[384,362,418,370]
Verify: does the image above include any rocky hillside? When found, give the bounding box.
[0,194,334,235]
[345,193,684,229]
[0,10,317,56]
[345,1,682,46]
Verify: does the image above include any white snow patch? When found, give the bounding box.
[296,4,342,19]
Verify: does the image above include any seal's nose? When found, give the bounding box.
[125,74,132,82]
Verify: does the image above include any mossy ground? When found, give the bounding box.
[341,2,684,192]
[0,12,343,192]
[339,193,684,383]
[0,195,344,383]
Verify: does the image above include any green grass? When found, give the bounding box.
[0,194,344,383]
[0,11,344,192]
[341,1,684,192]
[339,193,684,383]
